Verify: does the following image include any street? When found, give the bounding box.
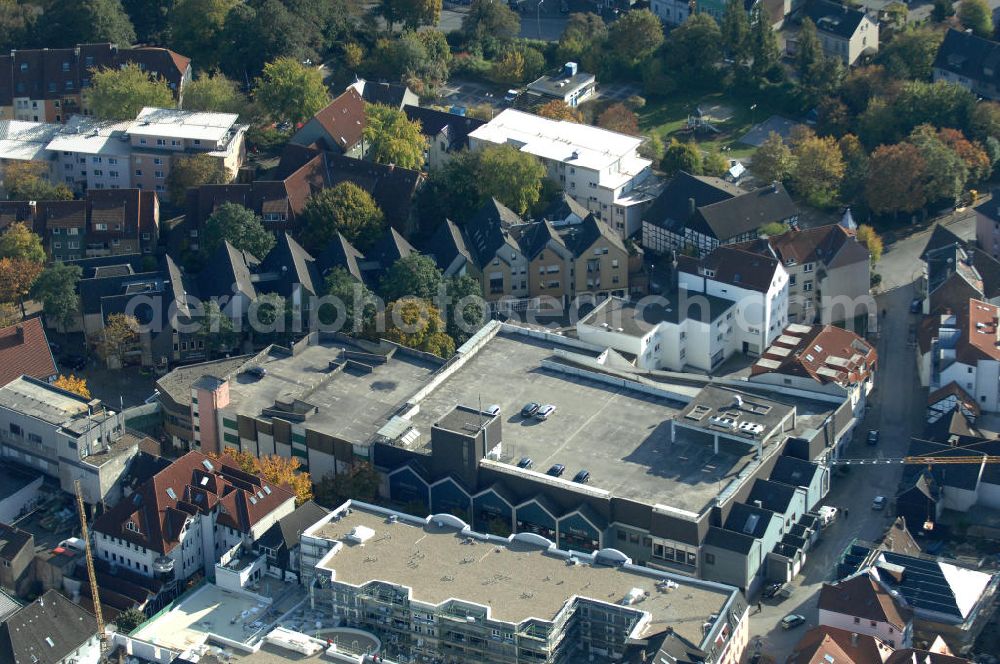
[745,213,978,660]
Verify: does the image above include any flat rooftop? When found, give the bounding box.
[0,119,61,160]
[407,329,838,513]
[0,376,113,434]
[129,107,239,142]
[580,292,734,337]
[224,341,439,444]
[527,70,595,97]
[47,116,132,156]
[469,109,649,175]
[312,504,735,645]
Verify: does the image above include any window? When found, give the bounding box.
[94,223,107,231]
[92,156,102,164]
[93,169,102,176]
[154,170,164,179]
[153,158,162,165]
[19,63,26,71]
[109,171,119,178]
[135,169,142,176]
[803,281,813,292]
[139,138,147,145]
[65,81,73,90]
[52,228,61,234]
[803,263,814,272]
[108,158,117,165]
[156,139,165,146]
[28,433,41,444]
[611,259,619,268]
[704,552,715,565]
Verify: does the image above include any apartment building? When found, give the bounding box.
[934,29,1000,101]
[468,109,657,237]
[92,451,295,583]
[799,0,879,66]
[0,375,138,504]
[0,43,191,123]
[975,194,1000,259]
[301,500,749,664]
[740,217,872,325]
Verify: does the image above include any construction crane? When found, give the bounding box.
[74,480,107,654]
[831,455,1000,466]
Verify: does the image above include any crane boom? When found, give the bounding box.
[831,455,1000,466]
[74,480,106,652]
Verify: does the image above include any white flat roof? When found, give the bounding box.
[128,107,239,142]
[469,109,648,175]
[0,120,61,161]
[47,116,133,156]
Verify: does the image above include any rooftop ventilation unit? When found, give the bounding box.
[348,525,376,544]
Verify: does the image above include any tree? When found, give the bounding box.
[663,14,722,85]
[639,133,665,162]
[557,12,607,73]
[759,221,787,236]
[476,144,545,216]
[183,74,248,117]
[796,18,824,85]
[703,150,731,178]
[958,0,993,37]
[461,0,519,55]
[882,1,909,33]
[536,100,584,123]
[0,1,38,52]
[490,48,525,86]
[379,0,441,30]
[383,298,455,358]
[865,142,928,215]
[597,104,639,135]
[876,27,944,81]
[856,225,883,264]
[54,375,91,399]
[115,607,146,634]
[202,203,275,258]
[790,134,845,207]
[43,0,136,47]
[322,267,377,334]
[0,222,45,264]
[749,5,781,82]
[31,263,83,329]
[416,150,483,228]
[937,128,991,183]
[166,154,228,203]
[380,254,444,302]
[85,64,174,121]
[195,301,237,358]
[100,313,139,367]
[170,0,236,70]
[315,462,379,506]
[255,57,329,124]
[607,9,663,67]
[970,101,1000,145]
[123,0,172,44]
[4,162,73,202]
[0,258,42,315]
[0,302,20,328]
[932,0,955,21]
[300,182,385,253]
[661,139,703,176]
[838,134,869,204]
[751,132,795,183]
[445,274,484,344]
[211,447,314,505]
[720,0,751,61]
[908,124,968,204]
[363,104,427,171]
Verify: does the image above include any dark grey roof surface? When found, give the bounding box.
[259,233,320,297]
[723,502,777,539]
[258,500,329,552]
[803,0,867,39]
[642,171,738,231]
[704,526,756,554]
[691,183,798,242]
[317,232,366,281]
[747,478,797,513]
[544,193,590,224]
[403,105,485,150]
[920,223,965,261]
[0,590,95,664]
[464,198,523,266]
[421,219,474,275]
[933,29,1000,89]
[769,456,821,489]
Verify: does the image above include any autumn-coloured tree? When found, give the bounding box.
[937,128,992,183]
[752,132,795,183]
[490,48,525,86]
[856,225,884,264]
[597,103,639,135]
[100,313,140,367]
[536,100,584,123]
[54,375,91,399]
[382,298,456,358]
[865,143,928,216]
[210,447,314,505]
[0,303,19,327]
[789,134,845,207]
[0,258,43,315]
[0,222,46,264]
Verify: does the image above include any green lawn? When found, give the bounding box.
[636,89,784,160]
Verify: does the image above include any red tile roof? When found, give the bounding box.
[93,450,295,555]
[0,317,57,387]
[818,573,912,631]
[753,324,877,387]
[788,626,894,664]
[308,88,365,152]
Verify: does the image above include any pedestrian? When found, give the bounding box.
[845,507,850,519]
[757,600,762,613]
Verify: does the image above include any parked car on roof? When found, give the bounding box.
[520,402,540,418]
[535,404,556,420]
[547,464,565,477]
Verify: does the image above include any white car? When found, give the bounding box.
[817,506,838,526]
[535,404,556,420]
[483,404,501,417]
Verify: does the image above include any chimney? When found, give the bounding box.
[15,325,23,342]
[688,197,696,216]
[851,632,859,646]
[753,500,763,509]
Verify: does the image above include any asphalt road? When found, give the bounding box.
[745,213,979,660]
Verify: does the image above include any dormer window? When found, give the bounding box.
[125,521,140,534]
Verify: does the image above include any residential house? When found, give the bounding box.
[0,590,100,664]
[750,323,877,416]
[0,43,191,123]
[92,451,296,583]
[787,627,909,664]
[0,318,57,387]
[0,523,33,594]
[899,436,1000,518]
[917,299,1000,412]
[933,29,1000,101]
[924,382,982,445]
[974,193,1000,259]
[836,544,1000,653]
[922,223,1000,315]
[524,62,596,108]
[347,78,419,110]
[254,500,328,582]
[289,87,366,156]
[403,105,485,170]
[799,0,879,66]
[460,198,530,303]
[741,217,871,325]
[651,0,790,26]
[642,172,798,256]
[0,376,139,505]
[469,109,657,237]
[819,572,914,648]
[420,219,476,279]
